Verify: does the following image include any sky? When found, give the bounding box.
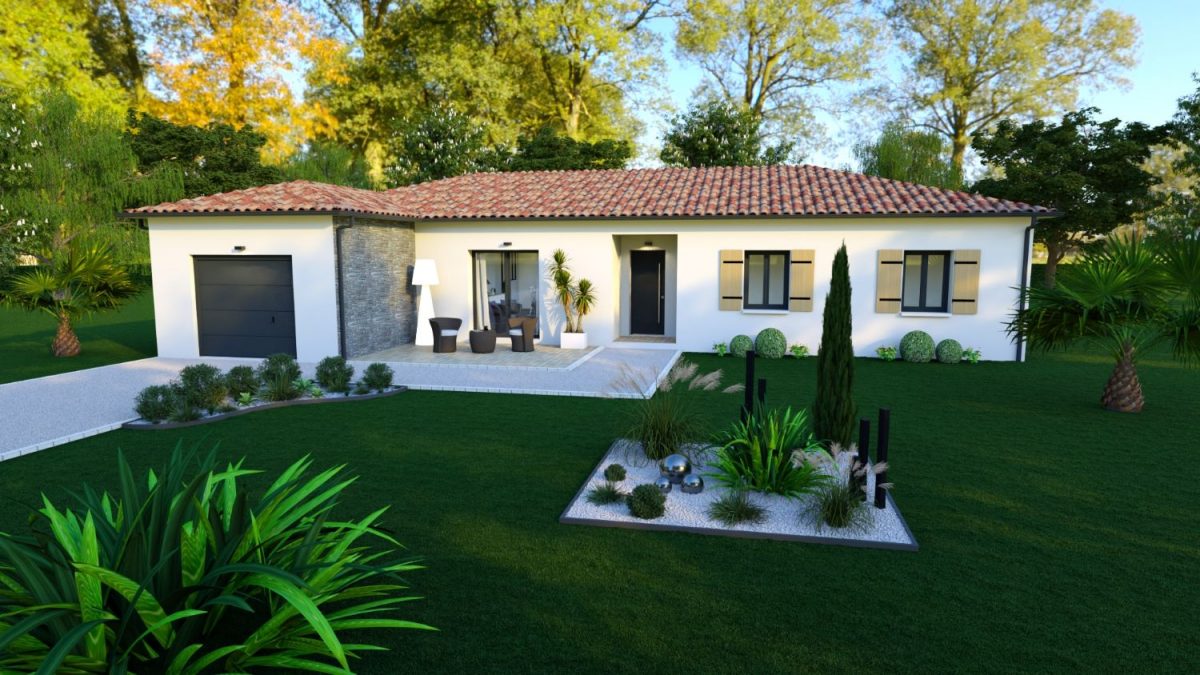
[637,0,1200,168]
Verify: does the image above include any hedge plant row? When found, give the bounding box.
[895,331,977,364]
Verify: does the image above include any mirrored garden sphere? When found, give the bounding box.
[654,476,673,494]
[681,473,704,494]
[659,454,691,484]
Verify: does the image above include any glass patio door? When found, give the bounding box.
[473,251,538,337]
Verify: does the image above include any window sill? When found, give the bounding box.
[899,311,952,318]
[741,308,789,315]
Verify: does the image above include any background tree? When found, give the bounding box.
[660,99,793,167]
[853,122,961,189]
[888,0,1139,171]
[3,240,138,357]
[282,140,375,188]
[141,0,345,160]
[1009,236,1200,413]
[70,0,147,97]
[973,108,1163,287]
[813,244,855,447]
[676,0,874,141]
[126,112,283,198]
[497,126,632,171]
[383,106,490,187]
[0,93,181,270]
[1,0,127,116]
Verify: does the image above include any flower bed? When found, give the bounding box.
[123,386,405,429]
[560,440,918,551]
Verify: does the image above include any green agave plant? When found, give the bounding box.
[707,407,831,499]
[0,443,433,673]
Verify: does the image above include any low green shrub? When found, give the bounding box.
[876,346,897,361]
[963,347,982,364]
[225,365,259,398]
[754,328,787,359]
[899,331,935,363]
[362,362,394,392]
[134,384,176,423]
[627,483,666,519]
[713,342,728,357]
[936,338,964,364]
[586,482,626,505]
[603,463,627,482]
[707,490,768,527]
[236,391,254,407]
[166,392,202,423]
[256,352,301,384]
[708,406,830,498]
[261,369,301,402]
[316,355,355,393]
[789,344,809,358]
[0,443,432,673]
[177,363,228,412]
[729,334,753,357]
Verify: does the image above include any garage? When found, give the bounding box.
[193,256,297,358]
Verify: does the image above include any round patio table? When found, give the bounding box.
[469,330,496,354]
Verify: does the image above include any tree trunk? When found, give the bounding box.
[1100,342,1143,413]
[950,132,969,173]
[52,313,81,357]
[1043,240,1065,289]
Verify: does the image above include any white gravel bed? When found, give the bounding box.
[561,440,917,550]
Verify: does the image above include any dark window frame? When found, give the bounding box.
[743,251,790,310]
[901,250,952,312]
[471,249,540,338]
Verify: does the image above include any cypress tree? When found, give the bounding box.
[813,244,856,446]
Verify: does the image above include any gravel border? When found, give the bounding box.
[121,386,406,429]
[559,440,918,552]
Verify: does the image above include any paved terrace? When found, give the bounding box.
[0,347,680,463]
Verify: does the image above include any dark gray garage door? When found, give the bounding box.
[194,256,297,358]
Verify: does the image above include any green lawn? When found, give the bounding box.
[1,346,1196,673]
[0,292,156,384]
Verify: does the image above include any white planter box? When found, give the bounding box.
[560,332,588,349]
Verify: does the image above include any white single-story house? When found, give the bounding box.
[125,165,1053,363]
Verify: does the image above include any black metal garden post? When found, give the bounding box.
[756,378,767,409]
[741,350,757,420]
[857,417,871,500]
[875,407,890,509]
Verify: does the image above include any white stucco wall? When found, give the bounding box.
[415,217,1033,360]
[147,216,340,362]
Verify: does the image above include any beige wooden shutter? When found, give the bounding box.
[951,249,981,315]
[719,250,744,311]
[788,249,815,312]
[876,249,903,313]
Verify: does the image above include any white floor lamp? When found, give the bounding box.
[412,259,439,346]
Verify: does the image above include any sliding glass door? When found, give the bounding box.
[473,251,539,337]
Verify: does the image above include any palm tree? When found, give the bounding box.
[3,241,137,357]
[1009,236,1200,412]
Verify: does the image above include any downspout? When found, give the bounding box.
[1016,217,1037,362]
[334,216,355,358]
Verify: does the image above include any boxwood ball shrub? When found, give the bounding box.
[936,338,964,364]
[730,334,753,357]
[316,355,355,393]
[899,330,935,363]
[134,384,176,423]
[362,362,395,392]
[225,365,259,398]
[177,363,228,412]
[627,483,667,519]
[603,463,627,482]
[754,328,787,359]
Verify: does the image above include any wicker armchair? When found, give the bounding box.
[429,317,462,353]
[508,317,536,352]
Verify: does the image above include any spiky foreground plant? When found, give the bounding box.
[0,442,433,673]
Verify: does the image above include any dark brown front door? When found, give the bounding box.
[630,250,665,335]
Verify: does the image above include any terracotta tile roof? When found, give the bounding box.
[127,166,1052,220]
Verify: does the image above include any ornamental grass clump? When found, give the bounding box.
[0,443,433,673]
[603,463,627,482]
[708,406,830,499]
[586,482,627,505]
[627,483,666,519]
[807,444,890,531]
[621,360,742,461]
[706,489,768,527]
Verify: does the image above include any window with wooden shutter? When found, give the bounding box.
[788,249,814,311]
[719,249,743,310]
[875,249,903,313]
[951,249,981,315]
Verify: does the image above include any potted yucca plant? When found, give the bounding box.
[549,249,596,349]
